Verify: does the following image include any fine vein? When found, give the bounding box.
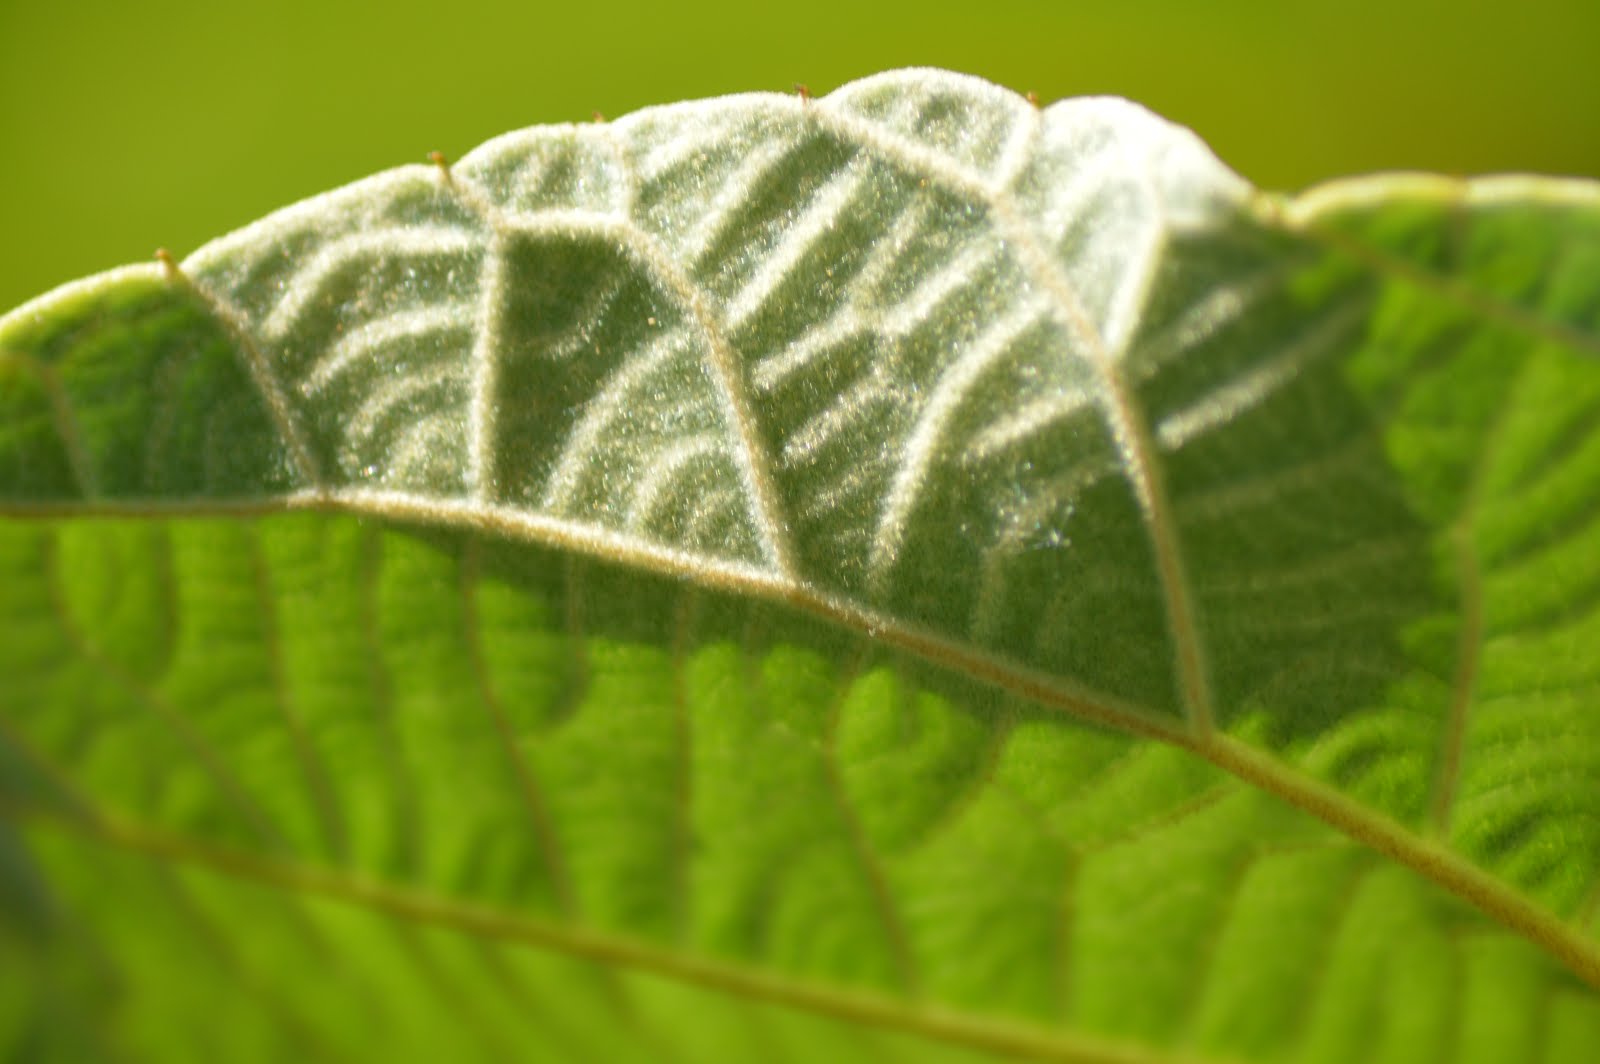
[5,487,1599,993]
[5,799,1220,1064]
[810,100,1218,737]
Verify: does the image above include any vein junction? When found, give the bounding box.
[4,70,1600,1012]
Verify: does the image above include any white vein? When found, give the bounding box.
[1026,150,1123,253]
[386,416,460,482]
[1101,215,1164,361]
[1079,129,1171,368]
[842,87,927,146]
[1155,301,1364,451]
[868,296,1051,585]
[685,486,745,544]
[348,362,465,444]
[802,459,886,524]
[468,229,510,499]
[882,238,1003,335]
[542,330,694,511]
[1129,264,1288,383]
[751,316,874,395]
[597,123,639,218]
[434,205,798,574]
[676,139,796,264]
[303,304,474,393]
[542,274,630,362]
[180,272,328,489]
[748,195,938,394]
[261,227,479,340]
[780,372,901,468]
[965,387,1097,463]
[809,102,997,218]
[627,436,726,531]
[723,162,871,331]
[856,194,938,295]
[972,458,1117,641]
[992,102,1041,190]
[632,106,767,183]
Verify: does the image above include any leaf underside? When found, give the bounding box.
[3,69,1600,1063]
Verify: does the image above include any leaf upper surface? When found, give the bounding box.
[3,69,1600,1064]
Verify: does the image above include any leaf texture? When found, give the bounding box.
[2,69,1600,1063]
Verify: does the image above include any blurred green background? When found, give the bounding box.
[3,0,1597,313]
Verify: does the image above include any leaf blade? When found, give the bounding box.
[4,69,1600,1063]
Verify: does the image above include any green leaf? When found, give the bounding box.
[3,68,1599,1063]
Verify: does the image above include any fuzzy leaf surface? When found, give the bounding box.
[3,69,1600,1063]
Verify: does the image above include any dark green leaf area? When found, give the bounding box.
[0,274,292,500]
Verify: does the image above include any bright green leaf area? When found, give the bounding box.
[3,70,1600,1063]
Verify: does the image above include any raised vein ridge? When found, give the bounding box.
[5,69,1600,1033]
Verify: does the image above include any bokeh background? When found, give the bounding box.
[3,0,1597,313]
